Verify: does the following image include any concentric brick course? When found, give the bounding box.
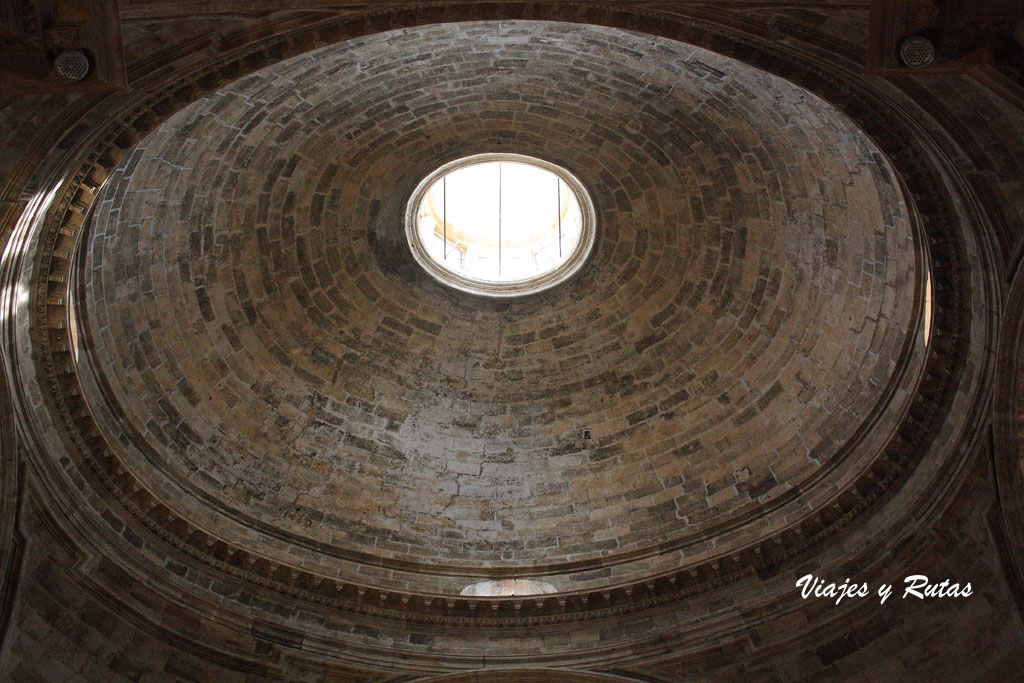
[79,22,918,589]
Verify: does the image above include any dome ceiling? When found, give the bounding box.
[76,21,922,593]
[5,0,1018,674]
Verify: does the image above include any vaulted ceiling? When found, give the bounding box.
[1,2,1023,681]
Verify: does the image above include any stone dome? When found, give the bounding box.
[78,22,919,592]
[2,2,1020,680]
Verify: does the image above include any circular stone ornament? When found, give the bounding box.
[405,153,596,297]
[899,35,935,68]
[53,49,91,81]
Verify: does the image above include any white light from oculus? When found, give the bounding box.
[460,579,558,596]
[406,154,595,297]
